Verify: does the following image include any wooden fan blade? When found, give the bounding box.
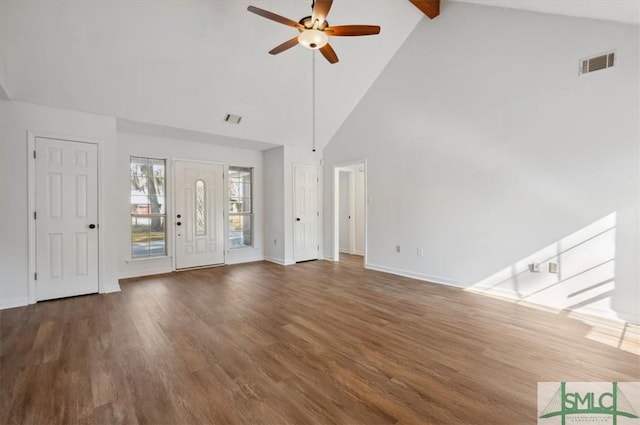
[325,25,381,37]
[312,0,334,24]
[319,43,339,64]
[247,6,302,29]
[269,37,299,55]
[409,0,440,19]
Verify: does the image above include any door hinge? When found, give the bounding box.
[34,272,37,280]
[317,211,319,217]
[33,211,37,220]
[33,150,36,159]
[317,245,320,250]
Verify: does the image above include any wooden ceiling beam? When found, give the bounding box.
[409,0,440,19]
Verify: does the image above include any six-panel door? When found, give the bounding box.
[35,137,99,301]
[293,165,319,262]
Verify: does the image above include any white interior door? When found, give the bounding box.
[35,137,99,301]
[174,161,224,269]
[293,165,318,262]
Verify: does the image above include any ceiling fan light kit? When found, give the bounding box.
[298,29,329,50]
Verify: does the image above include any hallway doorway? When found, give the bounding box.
[333,161,366,264]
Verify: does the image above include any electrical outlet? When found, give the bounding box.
[417,248,424,256]
[528,263,541,273]
[549,262,558,274]
[396,245,401,253]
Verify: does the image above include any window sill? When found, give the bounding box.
[126,256,172,264]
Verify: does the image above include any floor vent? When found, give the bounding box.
[580,51,615,75]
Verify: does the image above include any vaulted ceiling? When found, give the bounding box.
[1,0,637,151]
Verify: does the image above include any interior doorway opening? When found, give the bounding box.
[333,161,366,265]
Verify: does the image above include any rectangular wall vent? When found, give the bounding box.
[580,52,615,75]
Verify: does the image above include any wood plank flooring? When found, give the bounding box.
[1,256,638,424]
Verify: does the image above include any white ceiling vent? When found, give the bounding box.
[580,52,615,75]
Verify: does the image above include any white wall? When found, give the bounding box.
[323,4,640,322]
[118,131,265,278]
[263,146,285,264]
[0,100,119,308]
[285,146,324,264]
[263,145,323,265]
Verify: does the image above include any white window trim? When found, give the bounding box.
[129,155,168,260]
[228,166,254,249]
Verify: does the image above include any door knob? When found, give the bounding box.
[296,218,301,221]
[88,224,96,229]
[177,214,181,218]
[176,222,182,226]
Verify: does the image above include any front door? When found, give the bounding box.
[35,137,99,301]
[293,165,319,262]
[174,161,224,269]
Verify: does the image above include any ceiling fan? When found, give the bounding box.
[247,0,381,64]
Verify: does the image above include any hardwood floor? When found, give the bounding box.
[1,258,638,424]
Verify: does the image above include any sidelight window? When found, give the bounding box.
[228,167,253,248]
[130,156,166,258]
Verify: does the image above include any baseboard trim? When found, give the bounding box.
[226,258,265,266]
[466,285,519,299]
[615,310,640,324]
[118,268,173,280]
[101,285,121,294]
[365,263,466,288]
[0,297,29,310]
[264,257,295,266]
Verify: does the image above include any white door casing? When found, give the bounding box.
[34,137,99,301]
[174,161,224,269]
[333,160,367,263]
[339,170,352,253]
[354,167,366,255]
[293,165,319,262]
